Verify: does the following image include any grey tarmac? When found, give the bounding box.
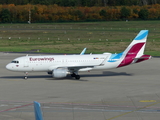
[0,52,160,120]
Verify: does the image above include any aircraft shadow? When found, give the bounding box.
[0,71,133,81]
[80,71,133,77]
[0,75,51,79]
[0,75,88,81]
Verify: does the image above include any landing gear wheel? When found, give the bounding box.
[71,73,76,77]
[24,72,28,80]
[75,75,80,80]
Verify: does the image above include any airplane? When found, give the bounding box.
[6,30,151,80]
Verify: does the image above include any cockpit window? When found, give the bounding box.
[11,61,19,63]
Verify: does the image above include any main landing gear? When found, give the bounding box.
[24,72,28,79]
[71,73,80,80]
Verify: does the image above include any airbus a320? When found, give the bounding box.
[6,30,151,80]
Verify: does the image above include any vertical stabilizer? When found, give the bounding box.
[123,30,148,57]
[118,30,150,67]
[34,101,44,120]
[80,48,87,55]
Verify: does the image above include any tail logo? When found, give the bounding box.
[117,30,149,68]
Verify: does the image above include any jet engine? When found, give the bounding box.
[52,68,68,78]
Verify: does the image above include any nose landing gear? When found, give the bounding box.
[24,72,28,79]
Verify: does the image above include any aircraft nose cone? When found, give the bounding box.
[6,64,12,70]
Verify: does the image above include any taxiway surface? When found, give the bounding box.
[0,52,160,120]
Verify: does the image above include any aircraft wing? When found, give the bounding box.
[68,65,94,71]
[68,55,109,71]
[53,65,95,72]
[48,55,109,72]
[49,64,95,71]
[53,56,109,72]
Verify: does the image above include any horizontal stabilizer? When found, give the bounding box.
[134,57,150,60]
[134,55,152,63]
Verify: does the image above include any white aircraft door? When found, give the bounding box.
[24,56,29,67]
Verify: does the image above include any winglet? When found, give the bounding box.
[80,48,87,55]
[99,55,110,66]
[34,101,44,120]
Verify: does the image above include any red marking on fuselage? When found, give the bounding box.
[118,42,145,67]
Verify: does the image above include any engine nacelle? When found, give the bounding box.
[52,68,68,78]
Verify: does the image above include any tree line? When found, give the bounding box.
[0,0,159,6]
[0,4,160,23]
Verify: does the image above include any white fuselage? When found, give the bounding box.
[6,54,122,72]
